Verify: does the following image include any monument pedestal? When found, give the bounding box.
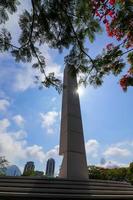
[60,152,89,180]
[0,176,133,199]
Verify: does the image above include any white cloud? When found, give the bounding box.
[0,118,59,165]
[115,140,133,147]
[12,130,27,140]
[26,145,59,164]
[46,145,59,158]
[0,60,35,92]
[0,50,63,93]
[12,65,36,92]
[40,111,59,134]
[0,118,10,132]
[104,147,131,157]
[40,45,63,80]
[98,160,128,169]
[0,1,63,93]
[26,145,46,163]
[13,114,25,127]
[45,63,63,80]
[0,128,27,162]
[0,99,10,111]
[85,139,99,158]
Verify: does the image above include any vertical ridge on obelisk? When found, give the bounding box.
[59,65,88,180]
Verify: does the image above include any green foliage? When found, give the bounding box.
[127,162,133,185]
[88,45,125,87]
[88,163,133,185]
[0,28,12,52]
[34,170,44,176]
[22,170,45,177]
[0,156,9,176]
[0,0,132,91]
[0,156,9,168]
[0,171,6,176]
[110,0,133,41]
[0,168,7,176]
[88,166,108,180]
[0,0,20,24]
[128,52,133,66]
[107,167,127,181]
[22,169,35,176]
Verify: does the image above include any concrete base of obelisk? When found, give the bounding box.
[0,176,133,199]
[59,152,88,180]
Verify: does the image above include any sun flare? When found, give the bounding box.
[77,87,84,96]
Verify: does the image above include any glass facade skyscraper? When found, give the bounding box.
[45,158,55,177]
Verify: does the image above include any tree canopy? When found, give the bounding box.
[0,0,133,92]
[88,162,133,185]
[0,156,9,168]
[0,156,9,176]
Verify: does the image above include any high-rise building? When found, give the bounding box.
[45,158,55,177]
[23,161,35,175]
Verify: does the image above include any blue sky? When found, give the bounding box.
[0,1,133,174]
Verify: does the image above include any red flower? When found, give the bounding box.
[120,80,127,91]
[105,23,113,37]
[108,31,113,37]
[120,75,128,91]
[96,11,101,17]
[109,0,116,5]
[108,10,114,17]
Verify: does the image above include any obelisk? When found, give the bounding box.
[59,65,88,180]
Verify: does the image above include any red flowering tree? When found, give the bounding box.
[0,0,132,92]
[92,0,133,91]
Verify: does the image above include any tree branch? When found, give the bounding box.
[121,48,133,56]
[30,43,61,90]
[0,40,20,50]
[63,7,95,65]
[20,0,36,49]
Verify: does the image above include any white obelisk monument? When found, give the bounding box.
[59,65,88,180]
